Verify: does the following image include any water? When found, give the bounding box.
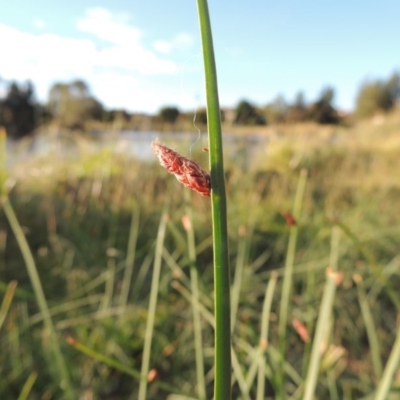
[5,130,268,169]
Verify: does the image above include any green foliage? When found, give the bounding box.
[355,71,400,118]
[235,99,266,125]
[47,80,104,129]
[158,106,180,124]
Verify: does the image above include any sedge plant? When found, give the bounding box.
[152,2,232,398]
[197,0,231,398]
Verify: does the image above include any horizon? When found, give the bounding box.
[1,1,399,113]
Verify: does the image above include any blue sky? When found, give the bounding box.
[0,0,399,113]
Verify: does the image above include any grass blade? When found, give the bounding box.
[354,274,383,380]
[138,206,169,400]
[0,280,17,332]
[119,201,140,310]
[303,269,340,400]
[183,197,206,399]
[374,317,400,400]
[17,371,38,400]
[278,169,307,397]
[257,272,278,400]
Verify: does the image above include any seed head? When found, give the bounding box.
[151,141,211,197]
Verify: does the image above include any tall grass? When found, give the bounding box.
[2,125,400,398]
[2,37,400,400]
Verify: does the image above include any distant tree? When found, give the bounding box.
[0,80,37,139]
[355,82,390,117]
[183,108,225,126]
[385,71,400,101]
[47,80,104,129]
[158,106,180,124]
[235,99,265,125]
[308,86,340,124]
[355,71,400,118]
[264,95,287,124]
[286,91,308,123]
[194,108,208,124]
[103,109,131,123]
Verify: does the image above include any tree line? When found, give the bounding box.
[0,71,399,139]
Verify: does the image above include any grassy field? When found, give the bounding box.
[1,113,400,399]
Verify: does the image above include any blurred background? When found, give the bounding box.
[1,1,400,399]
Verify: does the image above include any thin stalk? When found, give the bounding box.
[374,318,400,400]
[257,272,278,400]
[329,226,341,271]
[100,258,115,310]
[325,226,341,400]
[231,348,250,400]
[197,1,231,399]
[184,195,206,400]
[17,371,38,400]
[303,269,339,400]
[0,280,18,332]
[138,206,169,400]
[302,264,315,377]
[119,201,140,310]
[231,227,248,332]
[354,274,383,380]
[278,169,308,398]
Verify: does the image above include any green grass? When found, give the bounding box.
[1,115,400,398]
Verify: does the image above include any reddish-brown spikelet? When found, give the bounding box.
[282,211,297,227]
[151,140,211,197]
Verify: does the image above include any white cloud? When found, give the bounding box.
[153,40,172,54]
[77,8,141,46]
[0,8,198,112]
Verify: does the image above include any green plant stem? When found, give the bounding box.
[138,207,169,400]
[329,225,341,271]
[119,201,140,310]
[257,272,278,400]
[184,201,206,399]
[374,320,400,400]
[231,227,248,332]
[303,269,339,400]
[17,371,38,400]
[278,169,307,398]
[354,275,383,380]
[197,1,231,399]
[0,280,17,332]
